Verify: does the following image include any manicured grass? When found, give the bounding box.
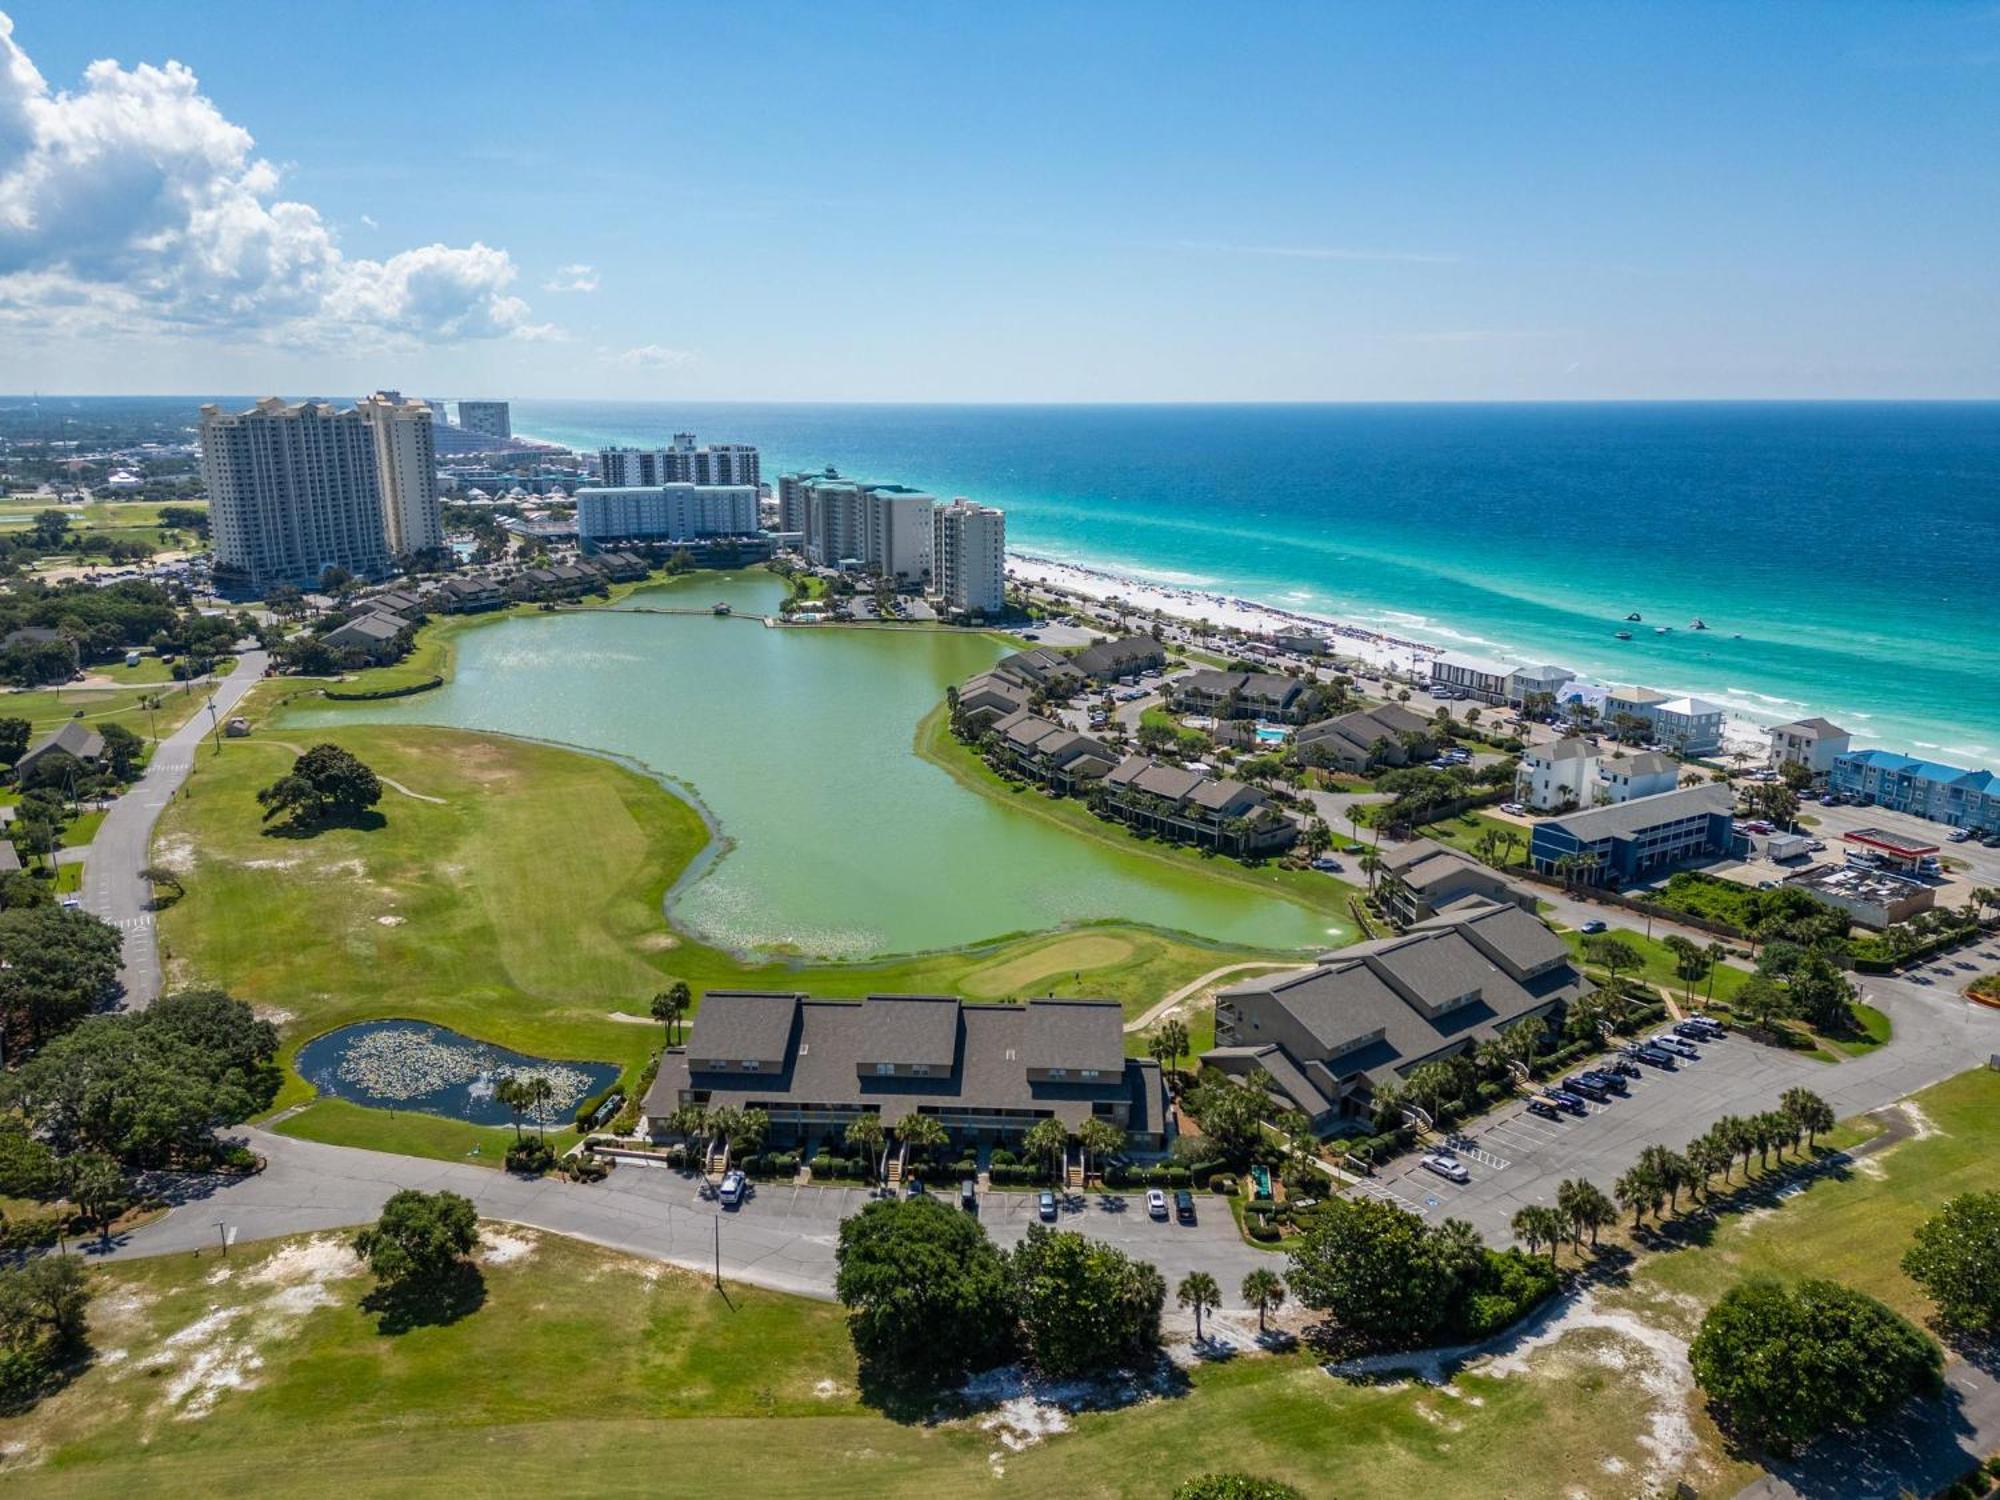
[0,1226,1697,1499]
[61,808,105,847]
[1632,1067,2000,1328]
[1559,926,1750,1004]
[156,722,1286,1140]
[0,678,215,740]
[272,1097,571,1167]
[0,499,203,531]
[1826,1000,1893,1055]
[1410,808,1522,860]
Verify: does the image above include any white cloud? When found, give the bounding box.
[359,213,378,229]
[615,343,695,369]
[0,11,545,345]
[545,262,597,292]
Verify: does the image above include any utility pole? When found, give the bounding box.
[713,1214,721,1290]
[215,1221,230,1257]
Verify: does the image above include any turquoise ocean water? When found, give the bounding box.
[515,402,2000,763]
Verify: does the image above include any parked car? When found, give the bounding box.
[1581,1068,1628,1095]
[1631,1045,1677,1069]
[1564,1076,1610,1102]
[1174,1189,1197,1223]
[1579,919,1608,935]
[1421,1152,1471,1183]
[1546,1090,1589,1116]
[1038,1190,1058,1221]
[960,1179,978,1212]
[1948,828,1974,843]
[1652,1034,1701,1059]
[717,1170,747,1208]
[1525,1097,1563,1122]
[1675,1020,1723,1042]
[1146,1188,1169,1220]
[1499,802,1526,816]
[1609,1057,1644,1079]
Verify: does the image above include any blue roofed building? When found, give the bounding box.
[1528,781,1738,888]
[1828,749,2000,833]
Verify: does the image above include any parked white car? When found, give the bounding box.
[717,1170,747,1207]
[1420,1152,1471,1184]
[1146,1188,1169,1220]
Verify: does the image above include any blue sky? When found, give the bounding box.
[1,1,1995,400]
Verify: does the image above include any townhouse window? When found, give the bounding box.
[875,1062,895,1075]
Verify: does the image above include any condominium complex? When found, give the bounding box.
[573,484,760,549]
[198,398,392,589]
[599,433,761,488]
[456,400,512,440]
[356,392,444,557]
[931,499,1006,614]
[796,476,935,583]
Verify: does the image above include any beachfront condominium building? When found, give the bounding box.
[599,434,761,489]
[776,467,837,533]
[356,393,444,558]
[199,398,391,590]
[798,477,935,583]
[1769,718,1851,778]
[1515,739,1682,811]
[1528,781,1737,887]
[456,400,512,440]
[932,498,1006,614]
[574,484,759,550]
[1429,654,1512,705]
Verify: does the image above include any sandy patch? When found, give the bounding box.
[239,856,302,871]
[1899,1099,1938,1140]
[958,1362,1171,1471]
[151,834,196,874]
[477,1229,538,1266]
[1331,1286,1701,1495]
[376,914,405,926]
[814,1379,843,1399]
[636,931,680,952]
[606,1011,659,1026]
[255,1005,296,1026]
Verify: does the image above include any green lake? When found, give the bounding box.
[290,571,1339,959]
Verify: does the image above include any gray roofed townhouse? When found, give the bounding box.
[1293,703,1431,770]
[1206,899,1586,1117]
[1170,669,1308,721]
[643,992,1168,1148]
[1376,836,1533,927]
[1071,635,1167,680]
[995,646,1083,691]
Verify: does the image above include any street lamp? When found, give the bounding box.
[205,701,222,756]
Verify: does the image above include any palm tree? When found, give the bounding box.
[1616,1165,1661,1227]
[1021,1117,1070,1183]
[1555,1177,1612,1249]
[1638,1145,1692,1212]
[1149,1017,1191,1088]
[494,1076,530,1142]
[1240,1269,1286,1334]
[1511,1205,1554,1260]
[1178,1271,1221,1343]
[1359,847,1383,893]
[1078,1118,1126,1184]
[666,1102,708,1143]
[894,1111,949,1163]
[517,1073,555,1142]
[650,983,692,1045]
[1780,1087,1835,1148]
[1687,1134,1732,1194]
[1404,1060,1457,1121]
[845,1114,886,1180]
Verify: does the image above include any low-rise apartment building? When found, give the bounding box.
[988,710,1120,793]
[1170,669,1308,722]
[1528,781,1737,887]
[1429,654,1513,705]
[1072,635,1166,681]
[1206,900,1587,1126]
[1376,838,1535,928]
[1517,739,1682,811]
[642,992,1167,1151]
[1292,703,1432,773]
[1768,718,1850,779]
[1505,663,1574,706]
[1095,754,1297,856]
[1829,749,2000,833]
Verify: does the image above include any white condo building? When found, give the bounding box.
[357,392,444,557]
[600,434,760,489]
[457,400,512,440]
[798,478,934,583]
[932,499,1006,615]
[574,484,759,548]
[199,398,391,590]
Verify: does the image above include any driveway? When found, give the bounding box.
[1358,970,2000,1242]
[80,647,268,1008]
[97,1127,1273,1307]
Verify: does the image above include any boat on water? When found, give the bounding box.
[712,602,732,615]
[1614,630,1633,640]
[1654,626,1672,634]
[1690,618,1708,631]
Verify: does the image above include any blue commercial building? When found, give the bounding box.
[1529,782,1738,888]
[1828,750,2000,834]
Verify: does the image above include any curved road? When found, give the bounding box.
[80,647,268,1008]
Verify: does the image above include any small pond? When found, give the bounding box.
[295,1020,620,1128]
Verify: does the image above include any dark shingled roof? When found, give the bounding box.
[686,991,801,1066]
[858,995,960,1071]
[1022,999,1126,1075]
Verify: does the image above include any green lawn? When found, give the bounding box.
[0,1226,1708,1499]
[61,808,105,847]
[0,677,216,740]
[272,1097,572,1167]
[1559,925,1751,1004]
[1407,808,1521,859]
[154,722,1287,1137]
[0,499,204,531]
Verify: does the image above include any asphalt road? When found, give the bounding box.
[1356,964,2000,1243]
[95,1126,1270,1305]
[79,647,268,1007]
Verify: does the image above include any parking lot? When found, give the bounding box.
[1353,965,2000,1241]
